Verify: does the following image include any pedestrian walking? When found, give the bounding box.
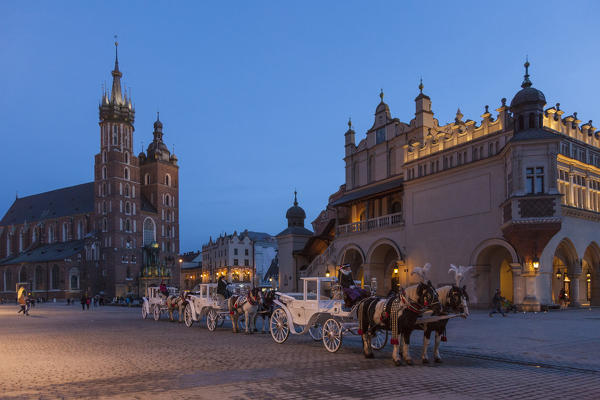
[86,295,91,310]
[17,286,29,316]
[489,289,506,317]
[559,289,569,310]
[80,293,87,311]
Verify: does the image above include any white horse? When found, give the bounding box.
[227,288,260,334]
[166,293,188,322]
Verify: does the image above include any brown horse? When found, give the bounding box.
[166,293,188,323]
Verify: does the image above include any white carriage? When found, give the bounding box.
[183,283,250,331]
[141,286,178,321]
[269,277,387,353]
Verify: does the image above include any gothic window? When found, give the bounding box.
[62,223,68,242]
[48,227,54,244]
[124,184,130,197]
[143,218,156,246]
[102,166,107,180]
[165,174,171,187]
[113,125,118,146]
[77,221,82,240]
[145,174,151,185]
[125,202,131,214]
[102,218,107,232]
[124,167,129,180]
[102,201,107,214]
[165,194,170,207]
[51,264,60,290]
[124,133,130,149]
[102,183,107,196]
[125,152,130,164]
[102,151,107,163]
[69,268,79,290]
[35,265,43,290]
[32,227,38,243]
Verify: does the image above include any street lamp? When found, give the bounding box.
[532,255,540,271]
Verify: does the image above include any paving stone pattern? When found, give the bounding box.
[1,304,598,399]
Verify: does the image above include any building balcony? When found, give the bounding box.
[336,212,404,237]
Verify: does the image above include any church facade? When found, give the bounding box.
[0,44,180,300]
[283,62,599,310]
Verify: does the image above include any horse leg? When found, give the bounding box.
[244,309,251,334]
[362,334,374,359]
[402,332,413,365]
[422,328,431,364]
[232,312,238,333]
[392,341,403,366]
[434,331,443,363]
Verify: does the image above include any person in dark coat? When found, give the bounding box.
[217,275,230,299]
[80,293,87,311]
[489,289,506,317]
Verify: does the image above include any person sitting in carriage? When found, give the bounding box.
[217,275,231,299]
[159,281,169,299]
[338,264,368,308]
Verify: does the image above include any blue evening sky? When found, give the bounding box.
[1,1,599,251]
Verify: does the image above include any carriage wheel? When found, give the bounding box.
[184,305,194,327]
[207,309,218,331]
[153,305,160,321]
[141,305,148,319]
[322,319,342,353]
[270,308,289,344]
[309,323,322,341]
[372,329,388,350]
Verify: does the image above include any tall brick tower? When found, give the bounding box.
[94,40,142,296]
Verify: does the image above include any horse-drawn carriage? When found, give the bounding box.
[141,286,179,321]
[182,283,228,330]
[183,283,256,331]
[269,277,387,353]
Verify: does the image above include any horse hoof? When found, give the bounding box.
[435,358,443,363]
[393,359,404,366]
[422,358,429,364]
[405,359,414,366]
[365,353,374,359]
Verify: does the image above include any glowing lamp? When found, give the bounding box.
[556,271,562,280]
[325,271,330,277]
[532,256,540,271]
[393,268,399,274]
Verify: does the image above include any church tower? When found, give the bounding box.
[138,114,180,275]
[94,40,142,296]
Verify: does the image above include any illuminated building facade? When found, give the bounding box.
[286,62,599,310]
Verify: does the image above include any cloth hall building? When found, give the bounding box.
[280,62,599,310]
[0,45,180,300]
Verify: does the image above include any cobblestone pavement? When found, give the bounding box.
[1,304,599,399]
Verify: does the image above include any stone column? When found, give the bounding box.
[569,273,581,307]
[510,263,524,305]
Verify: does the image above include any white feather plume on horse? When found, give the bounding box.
[411,263,431,283]
[448,264,473,286]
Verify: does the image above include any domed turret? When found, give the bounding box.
[286,191,306,227]
[510,59,546,133]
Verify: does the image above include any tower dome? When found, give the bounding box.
[510,60,546,133]
[286,191,306,227]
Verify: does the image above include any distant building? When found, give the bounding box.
[179,251,202,290]
[201,230,276,283]
[0,43,180,299]
[287,62,600,310]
